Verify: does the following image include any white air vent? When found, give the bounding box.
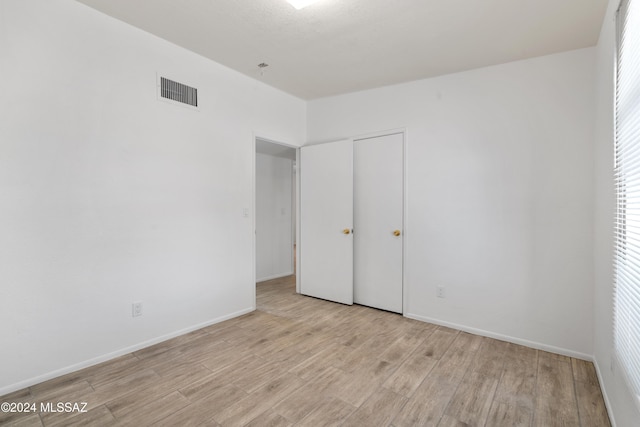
[159,76,198,107]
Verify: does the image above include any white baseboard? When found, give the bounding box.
[257,271,294,282]
[404,312,593,361]
[0,307,255,397]
[593,358,617,427]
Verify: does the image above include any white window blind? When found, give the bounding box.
[614,0,640,405]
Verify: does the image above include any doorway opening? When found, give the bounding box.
[254,137,299,302]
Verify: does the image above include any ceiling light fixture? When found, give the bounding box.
[287,0,322,10]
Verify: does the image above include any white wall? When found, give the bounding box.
[593,0,640,424]
[0,0,305,394]
[256,153,294,281]
[308,48,596,357]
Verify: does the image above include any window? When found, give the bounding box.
[614,0,640,405]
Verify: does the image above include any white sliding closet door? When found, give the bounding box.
[300,140,354,305]
[354,133,403,313]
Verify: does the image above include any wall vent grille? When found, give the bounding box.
[160,77,198,107]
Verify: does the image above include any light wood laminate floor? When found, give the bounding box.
[1,275,610,426]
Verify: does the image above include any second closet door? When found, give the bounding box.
[354,133,403,313]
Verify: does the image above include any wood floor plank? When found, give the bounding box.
[469,337,508,379]
[244,409,292,427]
[492,343,538,412]
[575,382,611,427]
[332,359,397,407]
[207,354,267,383]
[39,386,97,425]
[4,413,43,427]
[272,383,334,423]
[296,397,356,427]
[339,331,373,348]
[430,332,483,383]
[404,319,439,337]
[214,373,304,426]
[31,378,93,401]
[0,387,36,426]
[444,371,499,425]
[302,366,346,396]
[137,334,225,369]
[29,380,94,402]
[503,343,538,377]
[493,371,536,411]
[534,356,580,426]
[264,325,333,356]
[199,341,256,373]
[391,371,459,427]
[382,350,437,397]
[203,323,248,342]
[49,405,116,427]
[539,350,571,363]
[155,385,244,426]
[179,370,249,404]
[106,388,188,421]
[39,367,162,426]
[333,346,377,373]
[0,391,42,427]
[232,360,290,393]
[0,405,40,426]
[436,325,461,334]
[36,382,98,427]
[485,401,532,427]
[436,415,470,427]
[0,388,32,401]
[342,388,407,427]
[357,328,408,357]
[152,361,214,389]
[379,334,425,365]
[412,329,458,360]
[113,390,190,425]
[571,359,599,386]
[288,342,352,380]
[27,368,88,399]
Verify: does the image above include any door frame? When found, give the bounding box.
[351,128,408,314]
[252,134,301,309]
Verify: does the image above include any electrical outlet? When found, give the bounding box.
[437,286,445,298]
[132,302,143,317]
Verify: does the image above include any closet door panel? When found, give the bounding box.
[300,140,354,305]
[354,133,403,313]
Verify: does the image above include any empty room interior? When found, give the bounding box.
[1,0,640,425]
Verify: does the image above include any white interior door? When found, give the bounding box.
[354,133,403,313]
[300,140,353,305]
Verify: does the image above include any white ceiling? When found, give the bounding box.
[76,0,608,100]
